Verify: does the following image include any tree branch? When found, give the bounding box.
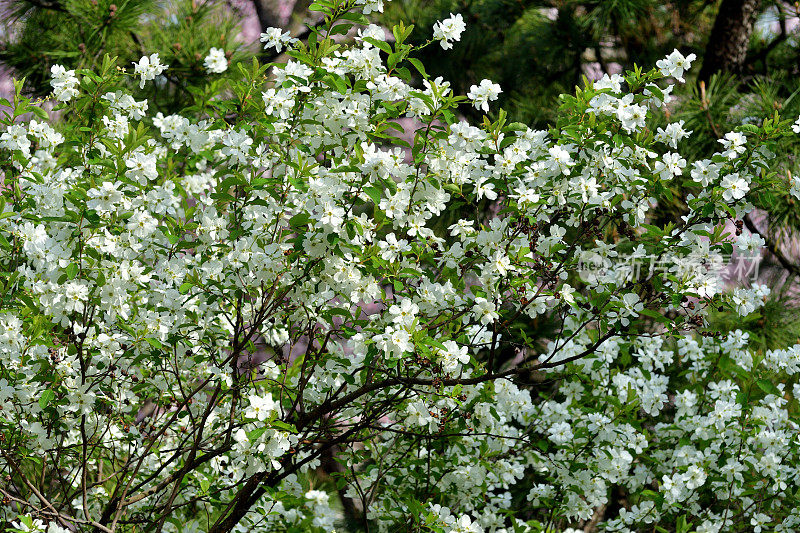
[743,213,800,277]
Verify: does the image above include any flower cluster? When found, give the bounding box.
[2,1,800,532]
[132,52,168,88]
[467,79,502,113]
[433,13,466,50]
[204,47,228,74]
[260,27,297,53]
[49,65,79,102]
[656,49,697,83]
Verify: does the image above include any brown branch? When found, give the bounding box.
[743,213,800,277]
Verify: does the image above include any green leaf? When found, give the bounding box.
[756,379,781,396]
[407,58,427,78]
[39,389,55,409]
[421,337,447,352]
[363,186,382,205]
[248,427,267,441]
[387,52,402,70]
[145,338,163,350]
[289,212,311,228]
[363,37,392,54]
[65,263,79,280]
[329,23,352,36]
[324,308,351,320]
[308,0,333,13]
[30,107,49,120]
[639,308,669,323]
[271,420,297,433]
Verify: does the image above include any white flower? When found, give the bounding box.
[405,400,435,429]
[450,515,484,533]
[654,120,691,148]
[102,113,129,140]
[611,293,644,326]
[377,326,413,357]
[656,49,697,83]
[203,47,228,74]
[221,129,253,166]
[438,340,470,373]
[102,91,148,120]
[389,298,419,328]
[260,27,297,53]
[473,297,499,325]
[720,173,749,202]
[467,79,502,113]
[690,159,719,186]
[87,181,124,216]
[304,489,329,506]
[751,513,770,533]
[474,176,497,200]
[548,145,575,175]
[357,0,384,14]
[489,251,512,276]
[11,516,46,533]
[790,172,800,200]
[0,124,31,156]
[133,53,168,89]
[378,233,410,261]
[50,64,79,102]
[618,103,647,132]
[593,73,623,92]
[793,115,800,134]
[246,393,277,421]
[47,523,71,533]
[547,421,574,445]
[357,24,386,44]
[125,151,158,184]
[654,152,686,180]
[63,281,89,314]
[319,202,345,230]
[432,13,466,50]
[735,232,764,255]
[718,131,746,159]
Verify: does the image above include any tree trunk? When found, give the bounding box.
[251,0,312,32]
[251,0,284,31]
[698,0,761,82]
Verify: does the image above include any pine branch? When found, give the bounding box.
[745,1,788,72]
[13,0,66,13]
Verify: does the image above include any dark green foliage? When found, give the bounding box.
[0,0,250,112]
[380,0,717,128]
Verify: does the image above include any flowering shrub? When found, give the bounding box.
[2,1,800,532]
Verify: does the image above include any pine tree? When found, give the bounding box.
[0,0,253,112]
